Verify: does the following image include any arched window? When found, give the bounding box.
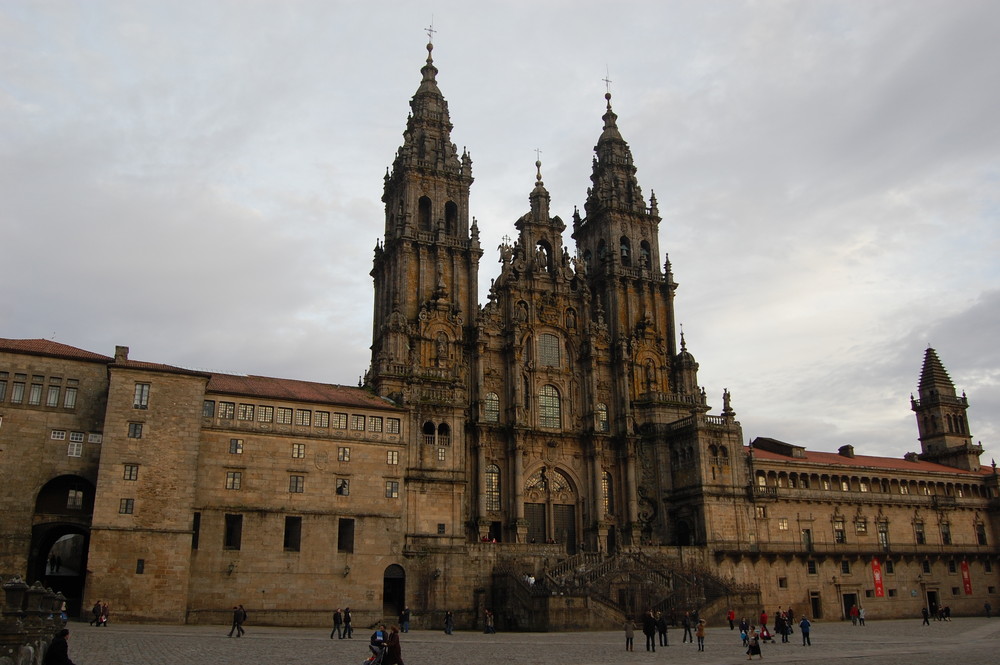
[418,196,432,231]
[484,393,500,423]
[422,421,435,445]
[598,240,607,263]
[583,249,592,271]
[445,201,458,235]
[595,403,609,432]
[619,236,631,266]
[602,471,614,516]
[639,241,651,268]
[437,423,451,446]
[539,385,561,428]
[538,333,560,367]
[485,464,501,512]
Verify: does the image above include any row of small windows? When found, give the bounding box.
[416,196,459,235]
[228,438,400,466]
[0,372,79,408]
[50,430,103,458]
[801,558,995,578]
[482,389,609,433]
[755,471,989,499]
[220,470,400,498]
[761,511,988,547]
[924,413,969,434]
[483,465,614,515]
[204,400,400,434]
[194,513,357,554]
[583,238,653,269]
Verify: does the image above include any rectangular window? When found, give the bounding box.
[338,447,350,462]
[66,489,84,509]
[314,411,330,428]
[777,518,789,531]
[277,407,293,424]
[538,333,560,367]
[88,433,103,444]
[46,385,60,407]
[885,559,895,574]
[369,416,383,432]
[202,400,216,417]
[133,383,150,409]
[225,471,242,490]
[915,522,926,545]
[755,505,767,519]
[127,423,143,439]
[941,523,952,545]
[295,409,311,426]
[437,523,446,534]
[888,588,898,597]
[238,403,255,421]
[51,430,66,440]
[387,450,399,465]
[289,475,304,493]
[119,498,134,514]
[337,518,355,553]
[351,414,365,431]
[257,405,274,422]
[11,381,25,404]
[292,443,306,459]
[224,514,243,550]
[218,402,235,419]
[229,438,244,454]
[284,516,302,551]
[69,431,84,442]
[900,483,910,495]
[332,412,348,429]
[28,383,42,405]
[385,480,400,498]
[841,560,851,574]
[834,519,846,544]
[437,447,446,461]
[136,559,145,575]
[922,560,932,574]
[67,442,82,457]
[840,480,849,492]
[336,478,350,496]
[807,560,817,575]
[191,512,201,550]
[123,464,139,481]
[856,519,868,534]
[387,418,401,434]
[877,521,890,548]
[948,560,957,574]
[860,480,870,492]
[822,478,831,490]
[778,577,788,588]
[0,379,6,401]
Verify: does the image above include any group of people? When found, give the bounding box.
[88,600,110,627]
[331,607,354,639]
[737,607,812,655]
[626,609,706,652]
[365,623,405,665]
[848,603,867,625]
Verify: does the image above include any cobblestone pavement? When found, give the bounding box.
[66,616,1000,665]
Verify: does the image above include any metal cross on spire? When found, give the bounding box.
[425,18,436,43]
[603,65,613,94]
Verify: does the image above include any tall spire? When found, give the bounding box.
[918,346,957,398]
[585,91,646,216]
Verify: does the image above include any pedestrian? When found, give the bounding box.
[849,603,859,626]
[799,616,811,646]
[383,625,405,665]
[344,607,354,638]
[89,600,101,626]
[858,607,866,626]
[656,610,668,646]
[727,608,736,630]
[696,619,706,652]
[42,628,75,665]
[98,602,110,627]
[746,628,762,659]
[228,605,244,637]
[775,612,788,643]
[399,606,411,633]
[369,623,387,657]
[681,611,693,643]
[642,609,657,652]
[921,607,930,625]
[759,609,768,632]
[624,617,636,651]
[986,601,992,618]
[331,608,343,639]
[444,610,454,635]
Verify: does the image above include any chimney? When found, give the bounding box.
[904,452,919,462]
[114,346,129,363]
[838,445,855,458]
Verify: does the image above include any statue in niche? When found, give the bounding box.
[566,309,576,330]
[513,301,528,324]
[435,332,448,365]
[644,359,656,390]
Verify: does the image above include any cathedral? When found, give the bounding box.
[1,41,997,629]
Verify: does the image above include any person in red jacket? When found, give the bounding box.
[727,608,736,630]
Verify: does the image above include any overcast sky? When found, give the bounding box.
[3,0,998,460]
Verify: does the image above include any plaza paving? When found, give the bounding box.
[66,616,1000,665]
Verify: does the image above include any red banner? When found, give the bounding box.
[872,557,885,598]
[961,560,973,595]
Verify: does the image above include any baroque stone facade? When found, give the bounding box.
[1,42,997,628]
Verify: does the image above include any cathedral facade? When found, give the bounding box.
[1,43,997,628]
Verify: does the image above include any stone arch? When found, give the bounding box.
[382,564,406,617]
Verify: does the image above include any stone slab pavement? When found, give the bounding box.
[65,616,1000,665]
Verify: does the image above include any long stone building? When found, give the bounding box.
[1,41,997,628]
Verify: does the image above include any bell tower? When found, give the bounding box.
[911,347,981,471]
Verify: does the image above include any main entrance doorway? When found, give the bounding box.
[383,564,405,618]
[523,467,579,553]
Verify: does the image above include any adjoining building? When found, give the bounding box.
[1,41,996,628]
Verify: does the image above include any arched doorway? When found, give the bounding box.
[31,475,95,617]
[383,564,405,618]
[523,466,579,553]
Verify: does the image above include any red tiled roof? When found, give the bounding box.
[0,338,113,363]
[207,373,401,411]
[113,359,212,379]
[749,445,993,477]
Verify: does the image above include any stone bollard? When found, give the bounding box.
[1,577,27,617]
[22,583,47,616]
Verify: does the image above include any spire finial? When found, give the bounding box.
[680,324,687,351]
[534,148,543,184]
[425,18,436,44]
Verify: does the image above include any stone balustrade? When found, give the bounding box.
[0,574,64,665]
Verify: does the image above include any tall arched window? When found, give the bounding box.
[639,241,651,268]
[539,385,561,428]
[595,403,609,432]
[484,392,500,423]
[485,464,501,512]
[418,196,432,231]
[437,423,451,446]
[619,236,631,266]
[444,201,458,235]
[602,471,614,516]
[538,333,560,367]
[422,421,435,445]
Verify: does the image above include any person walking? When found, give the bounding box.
[383,625,405,665]
[849,604,859,626]
[727,608,736,630]
[682,611,693,643]
[656,610,668,646]
[624,617,636,651]
[89,600,101,626]
[228,605,245,637]
[344,607,354,638]
[331,608,343,639]
[399,606,411,633]
[98,602,110,627]
[799,616,811,646]
[642,609,657,652]
[696,619,706,652]
[746,628,762,659]
[921,607,930,625]
[42,628,76,665]
[369,623,387,657]
[858,606,866,626]
[444,610,454,635]
[484,609,496,634]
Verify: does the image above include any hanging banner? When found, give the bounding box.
[961,560,973,595]
[872,557,885,598]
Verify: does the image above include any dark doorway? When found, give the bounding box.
[841,593,858,621]
[488,521,502,542]
[525,503,545,544]
[809,592,822,619]
[927,590,939,617]
[553,504,576,554]
[32,525,89,618]
[383,564,405,618]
